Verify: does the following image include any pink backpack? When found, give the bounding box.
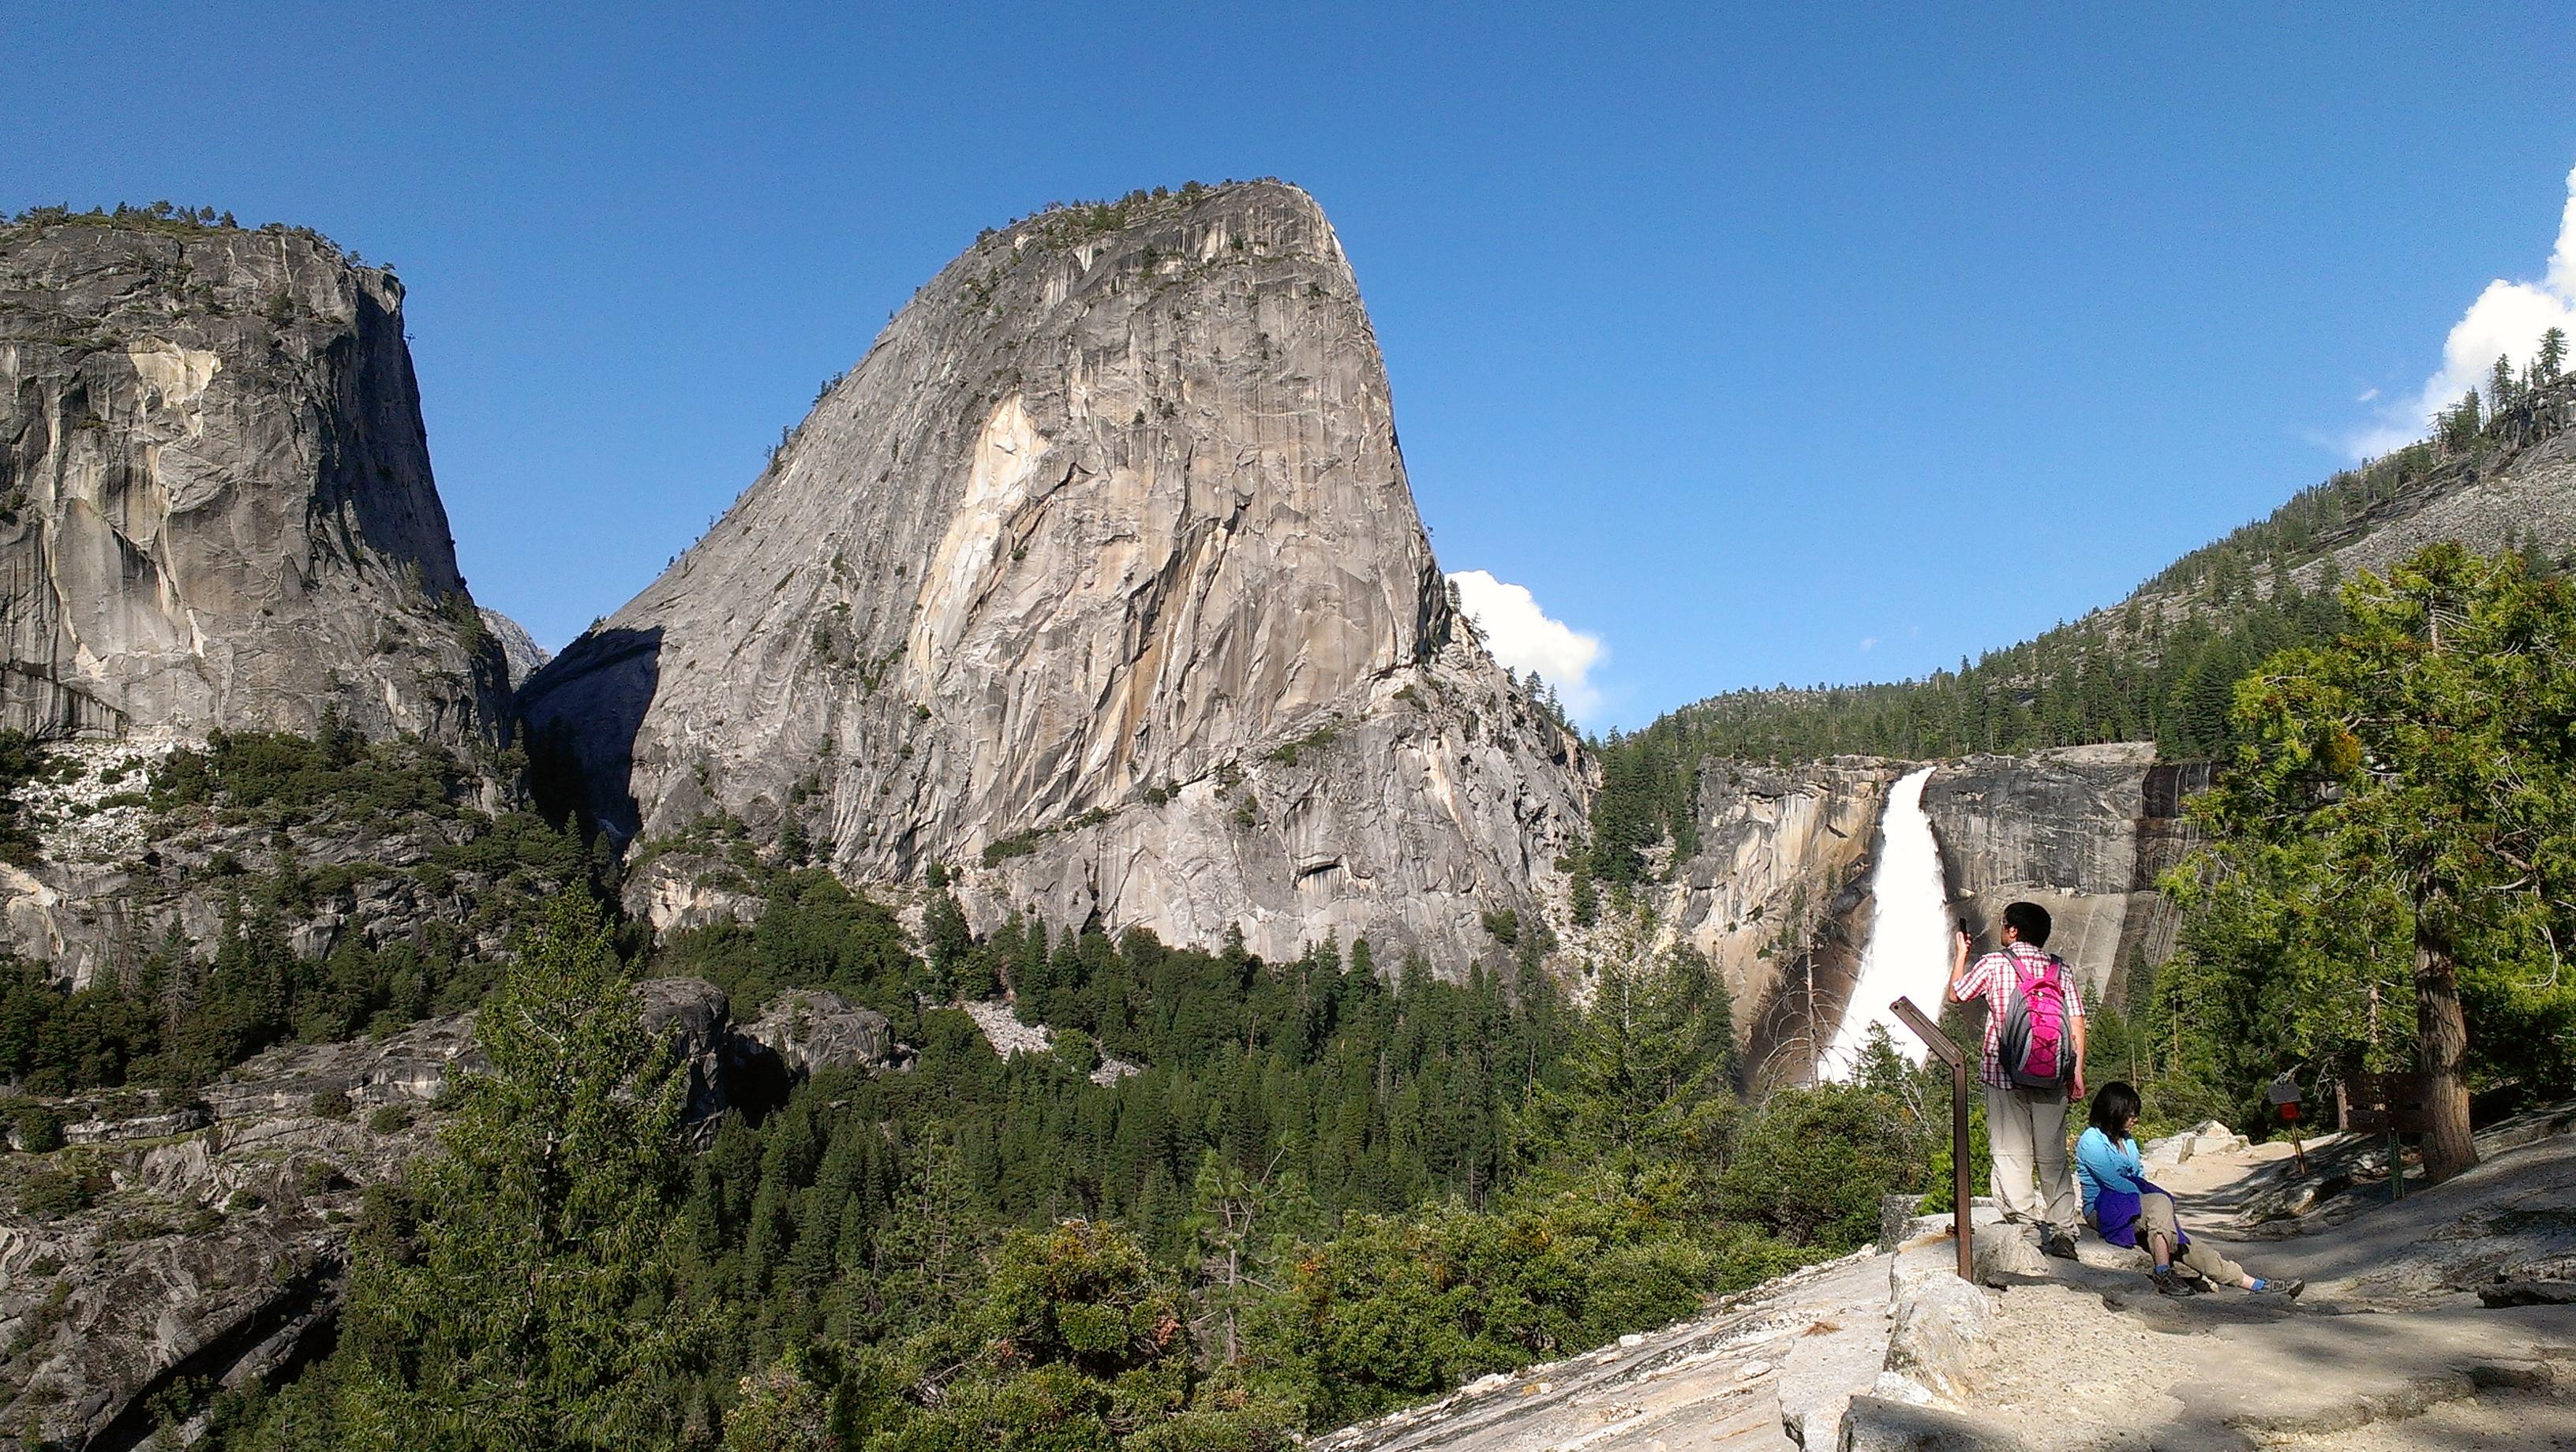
[1995,952,2072,1090]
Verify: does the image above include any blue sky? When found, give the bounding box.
[13,4,2575,731]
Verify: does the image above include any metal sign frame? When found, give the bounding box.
[1889,996,1973,1282]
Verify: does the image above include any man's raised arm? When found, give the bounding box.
[1946,926,1975,1002]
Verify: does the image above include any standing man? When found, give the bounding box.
[1949,900,2087,1259]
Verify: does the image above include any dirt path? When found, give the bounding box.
[1956,1110,2576,1450]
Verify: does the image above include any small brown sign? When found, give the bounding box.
[2334,1071,2432,1135]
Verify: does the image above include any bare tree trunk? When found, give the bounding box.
[2413,911,2479,1184]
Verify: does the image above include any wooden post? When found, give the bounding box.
[1891,995,1971,1282]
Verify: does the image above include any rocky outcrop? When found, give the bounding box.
[2,735,546,992]
[1650,757,1899,1053]
[0,974,908,1444]
[1923,743,2207,997]
[638,976,734,1124]
[523,183,1590,972]
[0,215,507,748]
[479,608,550,689]
[620,848,768,937]
[0,1019,466,1450]
[2286,387,2576,593]
[739,989,903,1079]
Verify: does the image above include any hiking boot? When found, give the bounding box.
[2150,1267,2200,1297]
[2248,1277,2305,1298]
[2042,1230,2080,1261]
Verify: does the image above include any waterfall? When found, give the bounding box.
[1821,766,1951,1079]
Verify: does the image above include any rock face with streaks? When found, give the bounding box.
[1923,743,2207,998]
[479,608,551,689]
[1658,747,2205,1073]
[522,183,1591,971]
[1649,757,1900,1053]
[0,215,507,747]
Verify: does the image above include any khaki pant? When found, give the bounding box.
[1985,1082,2079,1234]
[2137,1191,2246,1285]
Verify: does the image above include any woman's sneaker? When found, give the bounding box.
[2249,1277,2305,1297]
[2042,1229,2080,1261]
[2150,1266,2200,1297]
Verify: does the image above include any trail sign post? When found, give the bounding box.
[2335,1070,2430,1202]
[2265,1071,2308,1177]
[1889,995,1972,1282]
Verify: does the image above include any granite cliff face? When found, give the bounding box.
[1923,743,2206,999]
[524,183,1590,969]
[1648,758,1898,1058]
[1660,746,2201,1078]
[478,608,551,690]
[0,217,506,747]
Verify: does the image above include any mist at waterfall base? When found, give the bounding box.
[1821,767,1953,1080]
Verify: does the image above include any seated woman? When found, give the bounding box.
[2076,1082,2303,1299]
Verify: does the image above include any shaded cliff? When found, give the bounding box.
[477,608,550,689]
[0,214,506,747]
[1649,758,1898,1062]
[524,182,1590,971]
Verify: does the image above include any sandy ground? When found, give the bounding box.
[1964,1124,2576,1450]
[2260,1387,2576,1451]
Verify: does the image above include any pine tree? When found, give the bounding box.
[2174,544,2576,1183]
[305,895,710,1449]
[2489,354,2520,415]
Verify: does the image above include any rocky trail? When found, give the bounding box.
[1320,1104,2576,1452]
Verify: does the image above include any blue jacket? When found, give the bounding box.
[2076,1126,2182,1249]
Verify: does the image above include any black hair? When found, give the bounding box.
[2089,1081,2143,1141]
[2002,900,2053,947]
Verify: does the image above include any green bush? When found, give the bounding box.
[9,1101,66,1152]
[12,1164,96,1217]
[1249,1173,1802,1429]
[1716,1083,1927,1251]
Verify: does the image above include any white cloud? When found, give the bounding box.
[2349,163,2576,458]
[1447,569,1605,724]
[1859,636,1880,652]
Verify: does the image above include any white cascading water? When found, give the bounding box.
[1821,766,1952,1078]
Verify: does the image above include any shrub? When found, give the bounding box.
[9,1102,66,1152]
[13,1166,95,1217]
[1715,1083,1927,1250]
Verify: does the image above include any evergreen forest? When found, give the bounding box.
[188,847,1932,1449]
